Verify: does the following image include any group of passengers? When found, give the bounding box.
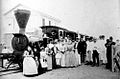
[23,38,81,76]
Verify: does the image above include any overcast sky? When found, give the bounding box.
[1,0,120,40]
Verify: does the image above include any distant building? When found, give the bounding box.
[1,4,61,49]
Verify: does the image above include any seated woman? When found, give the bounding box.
[23,46,38,76]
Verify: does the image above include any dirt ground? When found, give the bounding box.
[0,65,120,79]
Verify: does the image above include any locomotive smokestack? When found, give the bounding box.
[14,9,30,34]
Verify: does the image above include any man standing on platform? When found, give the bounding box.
[77,36,87,64]
[105,36,115,70]
[92,40,100,67]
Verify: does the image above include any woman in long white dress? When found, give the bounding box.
[85,40,93,65]
[60,43,66,67]
[69,42,77,67]
[65,40,76,67]
[55,51,62,67]
[55,42,62,68]
[23,46,38,76]
[65,44,70,67]
[45,45,52,70]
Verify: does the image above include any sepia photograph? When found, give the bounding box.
[0,0,120,79]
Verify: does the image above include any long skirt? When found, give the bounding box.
[61,53,65,67]
[52,55,56,69]
[78,54,81,65]
[75,49,80,66]
[23,57,38,75]
[55,52,62,66]
[86,50,92,62]
[65,51,70,67]
[99,50,107,64]
[47,55,52,70]
[56,58,61,66]
[69,51,76,67]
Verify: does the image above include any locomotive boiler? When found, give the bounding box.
[12,9,30,51]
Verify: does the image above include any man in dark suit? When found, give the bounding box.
[105,36,115,70]
[77,36,87,64]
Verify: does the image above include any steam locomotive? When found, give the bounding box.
[0,9,32,69]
